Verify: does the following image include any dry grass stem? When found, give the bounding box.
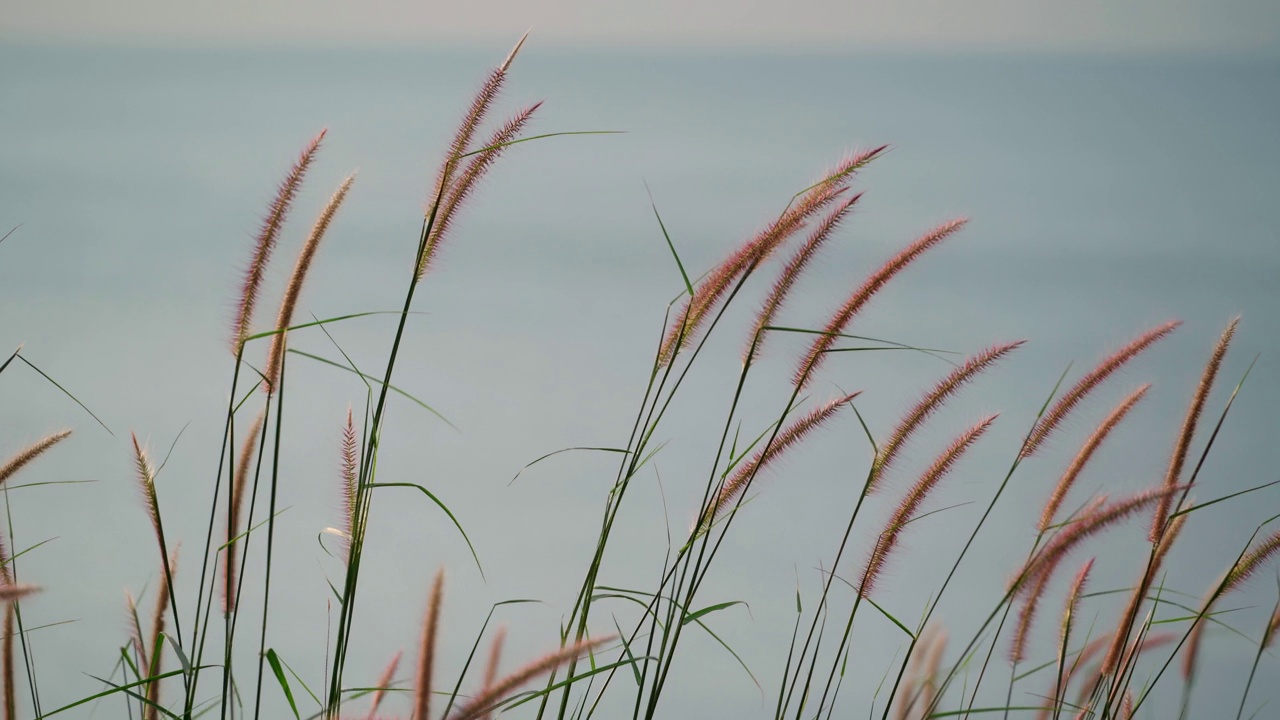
[224,411,263,614]
[702,392,859,529]
[794,217,968,389]
[413,568,445,720]
[871,341,1023,490]
[448,635,614,720]
[231,129,325,352]
[263,172,356,393]
[744,193,863,364]
[1150,317,1239,542]
[863,415,997,598]
[365,649,403,720]
[0,429,72,487]
[1038,385,1150,532]
[1021,320,1180,458]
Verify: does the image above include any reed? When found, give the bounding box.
[3,40,1275,720]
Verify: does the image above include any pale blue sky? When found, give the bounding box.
[5,0,1279,52]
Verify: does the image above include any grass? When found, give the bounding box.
[2,39,1279,720]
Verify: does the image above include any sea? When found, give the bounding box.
[1,43,1278,718]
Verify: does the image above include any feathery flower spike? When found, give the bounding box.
[1016,485,1184,593]
[1150,316,1238,541]
[659,146,886,364]
[131,434,164,550]
[476,625,507,720]
[1038,385,1150,532]
[0,586,37,605]
[365,650,403,720]
[340,407,358,563]
[449,635,615,720]
[231,129,325,353]
[0,429,72,486]
[419,103,541,280]
[862,415,997,598]
[145,549,178,720]
[1100,510,1187,678]
[871,341,1022,491]
[745,193,863,364]
[224,412,263,614]
[1021,320,1180,458]
[413,568,445,720]
[701,392,860,530]
[795,217,968,389]
[263,172,356,393]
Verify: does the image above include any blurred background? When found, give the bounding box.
[2,2,1279,718]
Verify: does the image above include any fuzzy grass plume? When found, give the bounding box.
[871,341,1022,490]
[1150,316,1238,541]
[700,392,859,530]
[224,412,263,614]
[1021,320,1180,458]
[263,172,356,393]
[795,217,967,389]
[1038,385,1149,532]
[231,129,325,353]
[0,430,72,486]
[861,415,997,598]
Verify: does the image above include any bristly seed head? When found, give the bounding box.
[1021,320,1180,459]
[231,129,325,354]
[795,217,969,390]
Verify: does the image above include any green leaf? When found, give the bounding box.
[368,482,483,579]
[863,596,915,640]
[509,446,630,485]
[644,183,694,297]
[681,600,750,626]
[457,130,625,159]
[266,649,302,720]
[16,353,113,435]
[38,667,191,718]
[288,350,457,431]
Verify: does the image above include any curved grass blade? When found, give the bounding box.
[644,183,694,297]
[288,350,457,431]
[2,479,95,492]
[367,482,483,578]
[681,600,750,626]
[0,345,21,376]
[456,130,626,160]
[16,353,112,435]
[265,649,301,720]
[277,652,322,708]
[38,668,192,718]
[242,311,425,343]
[82,675,181,720]
[510,447,631,485]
